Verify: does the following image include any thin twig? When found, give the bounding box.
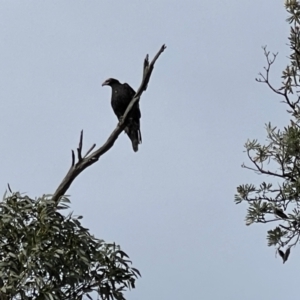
[77,130,83,161]
[84,144,96,158]
[71,150,75,167]
[256,46,297,112]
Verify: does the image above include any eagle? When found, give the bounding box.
[102,78,142,152]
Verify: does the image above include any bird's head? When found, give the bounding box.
[102,78,120,87]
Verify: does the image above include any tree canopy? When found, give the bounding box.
[235,0,300,263]
[0,193,140,300]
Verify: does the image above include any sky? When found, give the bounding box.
[0,1,297,299]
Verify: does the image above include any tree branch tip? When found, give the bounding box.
[77,148,82,161]
[143,55,149,70]
[76,130,84,161]
[84,143,96,158]
[79,131,83,145]
[71,150,75,166]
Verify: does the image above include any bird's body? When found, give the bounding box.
[102,78,142,152]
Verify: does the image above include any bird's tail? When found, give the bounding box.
[132,136,139,152]
[125,120,142,152]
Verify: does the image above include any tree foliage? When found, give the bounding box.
[0,192,140,300]
[235,1,300,263]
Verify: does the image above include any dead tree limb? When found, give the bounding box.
[52,44,166,203]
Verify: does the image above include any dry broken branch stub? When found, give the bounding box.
[77,130,83,162]
[84,143,96,158]
[51,44,166,204]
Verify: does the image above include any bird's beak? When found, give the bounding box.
[102,80,108,86]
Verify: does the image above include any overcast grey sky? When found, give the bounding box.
[0,1,297,299]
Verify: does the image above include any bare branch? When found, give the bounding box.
[71,150,75,167]
[121,44,167,121]
[51,45,166,203]
[143,54,149,87]
[256,46,297,112]
[244,148,296,182]
[84,143,96,158]
[77,130,83,161]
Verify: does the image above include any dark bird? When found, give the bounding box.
[273,208,289,219]
[278,247,291,263]
[102,78,142,152]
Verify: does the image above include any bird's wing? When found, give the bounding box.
[123,83,136,97]
[122,83,141,119]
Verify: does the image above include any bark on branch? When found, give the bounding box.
[52,44,166,203]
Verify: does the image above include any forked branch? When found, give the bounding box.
[52,44,167,203]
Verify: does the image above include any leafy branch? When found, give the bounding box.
[235,2,300,263]
[0,193,140,299]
